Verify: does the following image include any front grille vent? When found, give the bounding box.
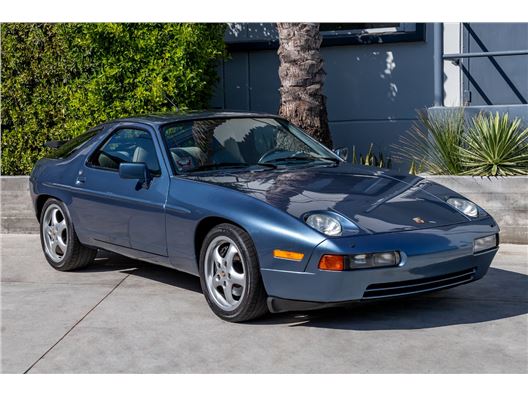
[363,267,476,299]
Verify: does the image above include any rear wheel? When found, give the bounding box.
[199,223,268,322]
[40,198,97,271]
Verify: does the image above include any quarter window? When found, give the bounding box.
[47,129,100,159]
[88,128,161,176]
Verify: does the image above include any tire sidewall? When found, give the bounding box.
[39,198,75,269]
[199,224,260,321]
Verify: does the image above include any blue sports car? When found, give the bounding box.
[30,111,500,322]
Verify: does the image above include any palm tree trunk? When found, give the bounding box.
[276,23,333,148]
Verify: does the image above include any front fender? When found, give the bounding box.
[165,176,327,275]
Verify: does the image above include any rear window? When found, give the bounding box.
[47,129,101,159]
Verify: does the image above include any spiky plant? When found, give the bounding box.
[460,112,528,176]
[350,143,392,169]
[393,109,466,175]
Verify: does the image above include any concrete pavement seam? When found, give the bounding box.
[22,271,135,374]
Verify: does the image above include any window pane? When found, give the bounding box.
[320,23,401,32]
[90,128,161,175]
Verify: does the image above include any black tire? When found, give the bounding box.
[199,223,268,322]
[39,198,97,271]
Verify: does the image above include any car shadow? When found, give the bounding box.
[79,250,203,293]
[79,251,528,330]
[250,267,528,330]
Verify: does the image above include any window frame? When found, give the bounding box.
[86,124,163,177]
[225,23,426,51]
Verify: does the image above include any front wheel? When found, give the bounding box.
[199,223,268,322]
[40,198,97,271]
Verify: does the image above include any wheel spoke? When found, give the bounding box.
[229,269,245,286]
[50,239,58,253]
[57,237,67,254]
[224,244,238,270]
[223,282,236,305]
[213,247,223,266]
[44,232,51,246]
[44,224,52,236]
[51,208,60,225]
[56,219,67,234]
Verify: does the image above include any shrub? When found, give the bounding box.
[392,109,466,175]
[1,23,226,175]
[393,109,528,176]
[460,112,528,176]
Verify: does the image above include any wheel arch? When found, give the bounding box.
[194,216,249,270]
[35,194,57,221]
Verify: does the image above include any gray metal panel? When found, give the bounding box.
[223,52,250,110]
[322,37,434,121]
[217,41,434,124]
[248,50,280,112]
[463,23,528,105]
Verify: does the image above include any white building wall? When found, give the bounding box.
[443,23,462,107]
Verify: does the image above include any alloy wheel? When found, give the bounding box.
[42,204,68,262]
[204,236,247,311]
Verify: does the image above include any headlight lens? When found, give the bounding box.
[474,234,498,253]
[318,251,401,271]
[305,214,342,236]
[447,198,479,218]
[350,252,401,269]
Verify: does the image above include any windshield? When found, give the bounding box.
[161,117,339,173]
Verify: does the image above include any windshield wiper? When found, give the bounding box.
[187,163,249,172]
[315,156,341,164]
[261,155,339,165]
[188,162,276,173]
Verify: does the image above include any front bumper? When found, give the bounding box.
[261,218,499,310]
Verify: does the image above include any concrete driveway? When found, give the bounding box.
[1,234,527,373]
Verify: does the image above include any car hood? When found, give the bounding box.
[188,163,469,234]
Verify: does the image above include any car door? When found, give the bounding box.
[72,123,169,259]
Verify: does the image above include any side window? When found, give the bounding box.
[88,128,161,176]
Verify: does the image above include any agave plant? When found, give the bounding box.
[351,143,392,169]
[392,109,466,175]
[460,112,528,176]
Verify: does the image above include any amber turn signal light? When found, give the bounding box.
[273,249,305,261]
[318,255,345,271]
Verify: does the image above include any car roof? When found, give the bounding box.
[104,110,283,127]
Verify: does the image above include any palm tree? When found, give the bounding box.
[276,23,333,148]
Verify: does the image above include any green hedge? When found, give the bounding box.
[1,23,226,175]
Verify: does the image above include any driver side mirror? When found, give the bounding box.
[333,147,349,161]
[119,162,152,189]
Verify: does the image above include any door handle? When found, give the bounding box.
[75,176,86,185]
